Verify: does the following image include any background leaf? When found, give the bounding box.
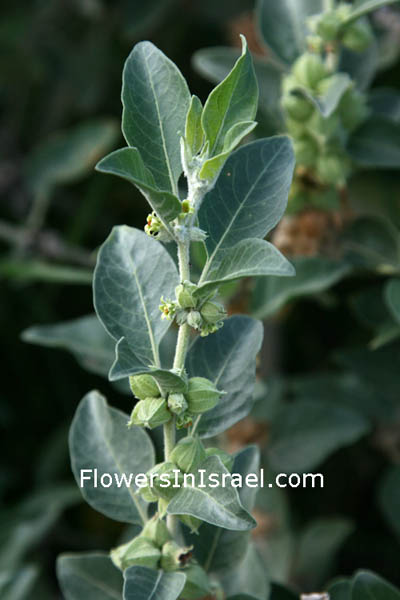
[57,553,123,600]
[256,0,324,66]
[69,391,154,524]
[123,567,185,600]
[352,570,400,600]
[378,465,400,540]
[187,315,263,437]
[267,400,370,472]
[347,117,400,168]
[251,257,351,318]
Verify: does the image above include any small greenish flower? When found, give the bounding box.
[159,296,177,320]
[168,393,188,415]
[129,373,160,400]
[145,212,173,242]
[175,280,197,309]
[176,412,194,429]
[111,536,160,571]
[316,151,350,185]
[128,397,171,429]
[161,541,193,572]
[186,377,225,414]
[170,437,207,473]
[141,514,171,547]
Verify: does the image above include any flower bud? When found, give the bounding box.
[205,447,234,471]
[282,93,314,122]
[186,377,224,414]
[128,397,171,429]
[342,21,373,53]
[129,374,160,400]
[200,301,226,325]
[187,310,203,330]
[168,393,188,415]
[316,151,350,185]
[338,88,369,132]
[292,53,329,90]
[111,536,160,571]
[146,462,183,500]
[178,514,203,533]
[141,515,171,547]
[175,281,197,309]
[181,564,211,600]
[308,11,341,42]
[170,437,207,473]
[160,541,193,572]
[293,136,318,168]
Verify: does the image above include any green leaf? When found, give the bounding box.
[347,117,400,168]
[123,567,186,600]
[122,41,190,194]
[93,226,179,369]
[369,88,400,123]
[25,119,118,196]
[186,446,260,573]
[296,73,352,117]
[256,0,324,66]
[69,391,154,524]
[187,316,263,437]
[218,543,269,600]
[0,566,39,600]
[185,95,204,156]
[56,553,123,600]
[96,148,181,225]
[328,579,352,600]
[385,278,400,325]
[251,257,351,319]
[339,39,379,91]
[167,455,256,531]
[292,518,353,590]
[192,47,284,134]
[267,400,370,472]
[342,0,400,24]
[109,339,187,391]
[269,584,298,600]
[21,314,115,377]
[0,259,92,285]
[197,239,294,295]
[342,216,400,270]
[352,570,400,600]
[198,137,295,282]
[201,36,258,158]
[378,465,400,539]
[199,121,257,181]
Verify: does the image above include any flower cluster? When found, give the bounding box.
[160,280,227,336]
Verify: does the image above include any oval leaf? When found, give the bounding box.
[57,553,123,600]
[123,566,186,600]
[69,391,154,524]
[187,315,263,437]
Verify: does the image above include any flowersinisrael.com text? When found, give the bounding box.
[80,468,324,490]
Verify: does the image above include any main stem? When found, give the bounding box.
[164,240,191,536]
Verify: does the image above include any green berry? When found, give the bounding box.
[187,310,203,330]
[141,515,171,547]
[170,437,207,473]
[200,301,226,325]
[293,136,318,168]
[316,151,350,185]
[175,280,197,309]
[111,536,160,571]
[128,397,170,429]
[342,21,373,53]
[282,93,314,122]
[186,377,224,414]
[161,541,193,572]
[338,88,369,132]
[129,374,160,400]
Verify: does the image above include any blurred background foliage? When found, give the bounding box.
[1,0,400,598]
